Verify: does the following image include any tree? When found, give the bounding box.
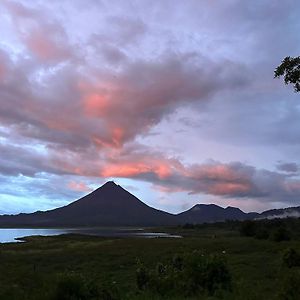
[274,56,300,92]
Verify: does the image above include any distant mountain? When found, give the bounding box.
[259,206,300,219]
[0,181,176,227]
[0,181,298,227]
[177,204,257,223]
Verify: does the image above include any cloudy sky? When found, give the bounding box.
[0,0,300,215]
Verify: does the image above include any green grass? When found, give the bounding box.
[0,227,299,299]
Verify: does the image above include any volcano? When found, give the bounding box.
[0,181,295,227]
[0,181,176,227]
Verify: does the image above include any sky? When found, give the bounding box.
[0,0,300,215]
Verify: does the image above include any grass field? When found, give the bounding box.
[0,223,299,299]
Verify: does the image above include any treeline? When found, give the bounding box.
[239,218,300,241]
[181,217,300,241]
[239,219,291,241]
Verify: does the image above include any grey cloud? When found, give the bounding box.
[105,16,147,45]
[0,173,102,213]
[277,162,299,173]
[99,44,127,65]
[0,142,67,177]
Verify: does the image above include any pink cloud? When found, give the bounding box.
[207,182,252,195]
[84,93,109,117]
[67,181,92,192]
[0,61,7,81]
[101,159,173,179]
[25,29,70,62]
[4,1,72,63]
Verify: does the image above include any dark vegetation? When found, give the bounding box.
[275,56,300,92]
[136,251,231,297]
[1,218,300,299]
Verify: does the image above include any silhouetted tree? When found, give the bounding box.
[274,56,300,92]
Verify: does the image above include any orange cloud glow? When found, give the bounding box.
[101,163,150,177]
[25,31,69,61]
[111,127,124,147]
[67,181,92,192]
[84,93,109,117]
[101,160,173,179]
[207,182,252,195]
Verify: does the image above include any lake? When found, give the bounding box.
[0,228,182,243]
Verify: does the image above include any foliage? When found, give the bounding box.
[136,260,149,290]
[53,274,93,300]
[282,248,300,268]
[254,227,270,240]
[240,220,257,237]
[2,221,300,299]
[239,219,294,242]
[274,56,300,92]
[183,251,232,295]
[270,227,291,242]
[52,274,117,300]
[278,270,300,300]
[136,251,232,297]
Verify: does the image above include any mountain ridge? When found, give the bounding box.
[0,181,298,227]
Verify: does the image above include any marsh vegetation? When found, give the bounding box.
[1,218,300,299]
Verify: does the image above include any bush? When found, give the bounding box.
[240,220,257,237]
[136,251,232,297]
[52,274,116,300]
[136,261,150,290]
[282,248,300,268]
[254,227,270,240]
[270,227,291,242]
[172,254,183,271]
[53,274,91,300]
[278,270,300,300]
[183,252,231,295]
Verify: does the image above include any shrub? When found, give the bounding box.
[270,227,291,242]
[172,254,183,271]
[136,261,150,290]
[52,274,116,300]
[183,252,232,295]
[254,227,269,240]
[240,220,256,237]
[282,248,300,268]
[136,251,232,297]
[278,270,300,300]
[53,274,90,300]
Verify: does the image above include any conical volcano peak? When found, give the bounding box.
[102,181,117,187]
[96,181,120,190]
[88,181,120,196]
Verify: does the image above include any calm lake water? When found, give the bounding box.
[0,228,182,243]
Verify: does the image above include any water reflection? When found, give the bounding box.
[0,228,182,243]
